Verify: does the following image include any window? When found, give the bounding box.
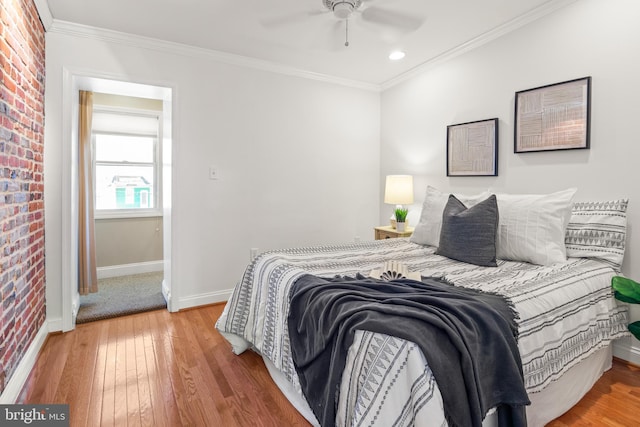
[92,108,161,218]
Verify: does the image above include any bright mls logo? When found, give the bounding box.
[0,405,69,426]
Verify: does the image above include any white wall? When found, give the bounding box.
[380,0,640,360]
[44,28,380,321]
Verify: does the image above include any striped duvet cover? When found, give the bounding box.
[216,239,628,426]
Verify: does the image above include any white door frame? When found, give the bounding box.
[60,69,176,331]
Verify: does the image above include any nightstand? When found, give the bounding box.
[374,225,414,240]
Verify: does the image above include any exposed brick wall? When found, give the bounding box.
[0,0,46,395]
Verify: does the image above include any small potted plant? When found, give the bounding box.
[611,275,640,340]
[394,207,409,232]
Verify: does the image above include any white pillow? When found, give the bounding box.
[410,186,491,247]
[496,188,577,266]
[565,199,628,270]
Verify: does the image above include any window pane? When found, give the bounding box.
[96,164,154,210]
[95,134,154,163]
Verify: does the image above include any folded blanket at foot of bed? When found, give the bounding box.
[288,274,530,427]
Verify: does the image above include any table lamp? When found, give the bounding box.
[384,175,414,229]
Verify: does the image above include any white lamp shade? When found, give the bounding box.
[384,175,414,205]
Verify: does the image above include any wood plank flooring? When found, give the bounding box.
[19,304,640,426]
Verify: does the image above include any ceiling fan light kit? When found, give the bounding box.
[324,0,363,20]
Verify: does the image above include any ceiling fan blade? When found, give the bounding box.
[361,6,424,32]
[261,9,326,29]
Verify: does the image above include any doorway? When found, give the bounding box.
[78,93,166,323]
[61,73,174,331]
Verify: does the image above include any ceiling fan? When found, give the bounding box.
[262,0,424,48]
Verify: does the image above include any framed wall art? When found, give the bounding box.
[514,76,591,153]
[446,118,498,176]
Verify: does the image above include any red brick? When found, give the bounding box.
[0,0,45,396]
[0,36,10,58]
[2,72,16,93]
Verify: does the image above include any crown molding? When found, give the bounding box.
[33,0,53,30]
[48,20,381,92]
[380,0,579,90]
[43,0,577,93]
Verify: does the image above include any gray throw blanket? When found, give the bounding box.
[288,274,530,427]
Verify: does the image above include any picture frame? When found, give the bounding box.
[446,118,498,176]
[514,76,591,153]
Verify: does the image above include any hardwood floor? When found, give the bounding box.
[547,359,640,427]
[19,304,640,426]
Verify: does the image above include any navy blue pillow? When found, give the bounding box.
[435,194,498,267]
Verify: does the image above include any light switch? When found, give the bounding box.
[209,166,218,180]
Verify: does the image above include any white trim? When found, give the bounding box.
[162,279,171,308]
[72,293,79,326]
[380,0,579,90]
[61,67,79,333]
[613,336,640,366]
[33,0,53,31]
[177,289,233,311]
[0,322,49,403]
[47,19,380,93]
[161,94,176,313]
[97,260,164,279]
[47,317,63,333]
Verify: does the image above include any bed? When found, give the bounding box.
[216,189,630,427]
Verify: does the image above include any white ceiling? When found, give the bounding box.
[43,0,573,87]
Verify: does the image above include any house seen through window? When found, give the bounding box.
[92,108,161,217]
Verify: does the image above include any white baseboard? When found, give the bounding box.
[47,316,63,333]
[177,289,233,311]
[0,321,50,403]
[97,260,164,279]
[613,336,640,366]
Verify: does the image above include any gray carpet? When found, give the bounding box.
[76,271,167,324]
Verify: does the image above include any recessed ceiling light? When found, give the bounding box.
[389,51,406,61]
